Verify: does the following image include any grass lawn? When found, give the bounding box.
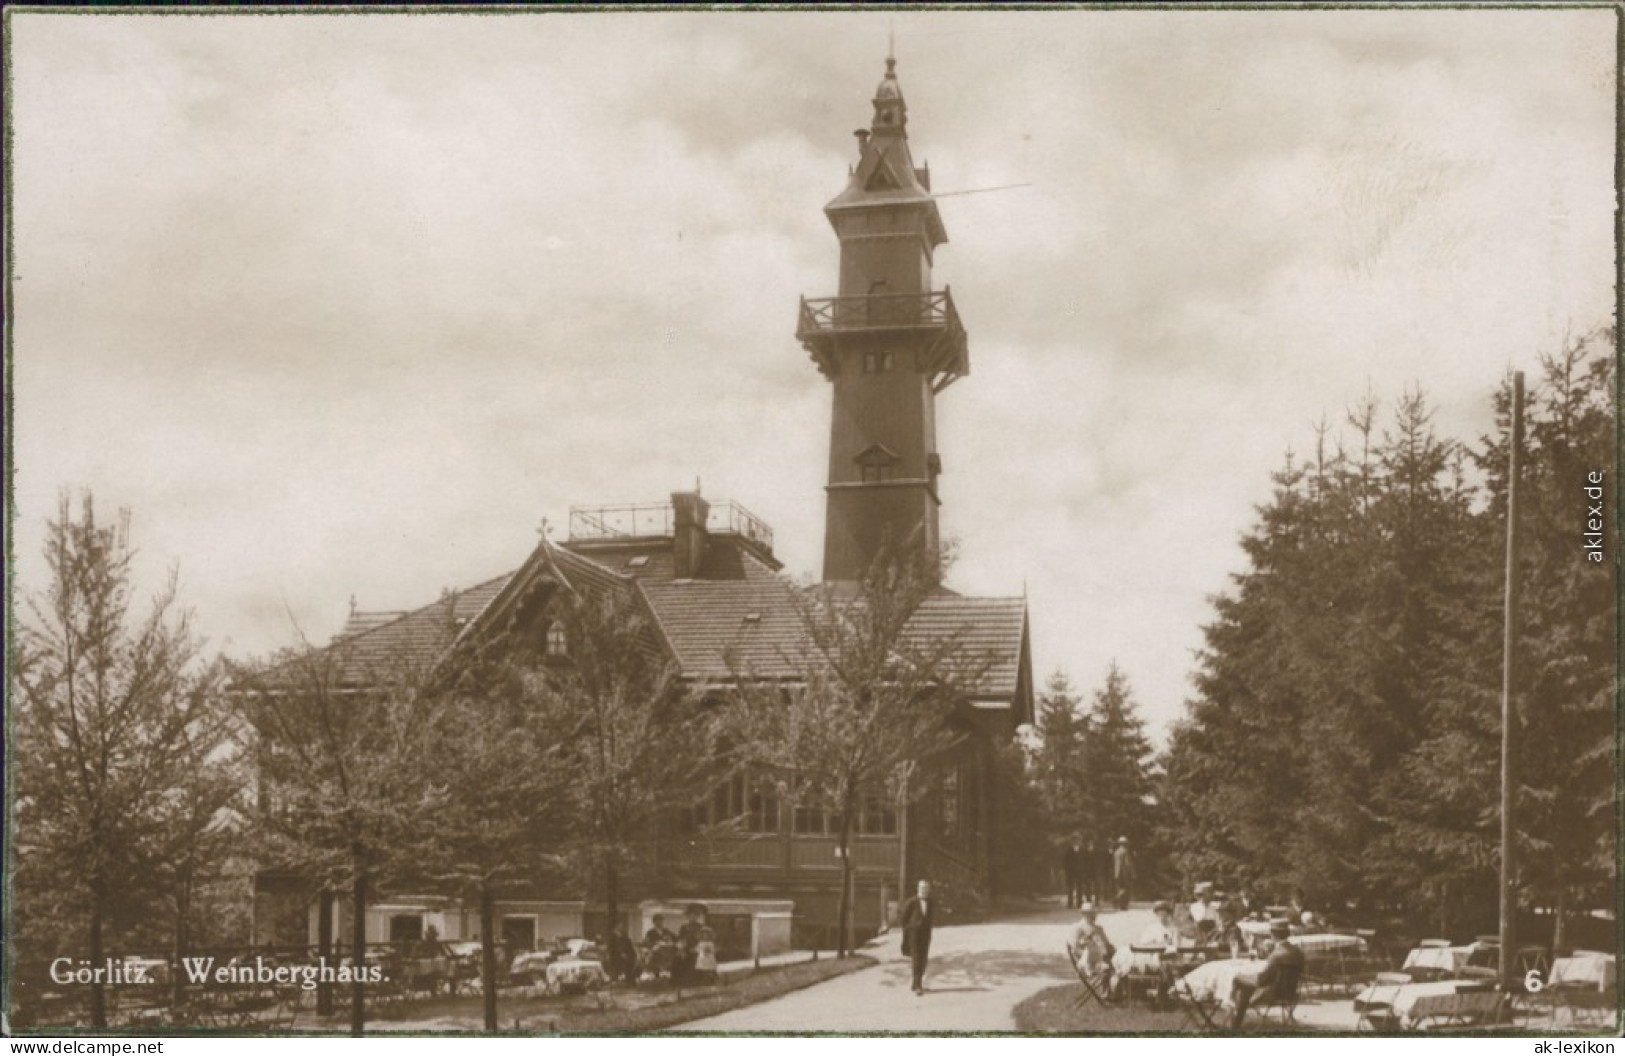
[354,954,877,1034]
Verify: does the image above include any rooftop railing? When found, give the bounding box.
[568,500,774,554]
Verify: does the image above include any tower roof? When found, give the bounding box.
[825,55,945,246]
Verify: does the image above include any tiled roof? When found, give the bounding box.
[637,578,1028,702]
[336,610,409,639]
[326,573,512,681]
[637,578,805,680]
[312,540,1027,711]
[906,594,1028,702]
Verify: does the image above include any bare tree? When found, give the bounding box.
[725,539,987,957]
[409,656,569,1032]
[230,641,437,1036]
[11,495,223,1027]
[523,588,722,949]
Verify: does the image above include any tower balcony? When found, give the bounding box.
[796,288,970,392]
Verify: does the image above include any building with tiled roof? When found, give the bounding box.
[252,54,1033,955]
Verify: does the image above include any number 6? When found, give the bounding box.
[1524,968,1545,993]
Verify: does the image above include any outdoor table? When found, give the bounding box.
[1353,978,1500,1030]
[510,950,554,986]
[1179,957,1258,1009]
[1296,933,1366,956]
[546,957,608,994]
[1236,921,1272,951]
[1402,944,1474,977]
[1548,951,1615,992]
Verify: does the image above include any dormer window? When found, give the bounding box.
[854,442,899,484]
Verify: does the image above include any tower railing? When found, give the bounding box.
[796,288,962,337]
[796,287,968,387]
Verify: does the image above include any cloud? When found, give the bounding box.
[10,9,1614,735]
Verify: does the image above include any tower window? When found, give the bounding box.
[863,350,894,374]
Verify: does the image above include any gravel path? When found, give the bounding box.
[683,901,1152,1032]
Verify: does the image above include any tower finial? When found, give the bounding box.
[888,20,895,64]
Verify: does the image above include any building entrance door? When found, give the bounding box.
[502,916,537,953]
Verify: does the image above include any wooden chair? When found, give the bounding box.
[1068,948,1113,1012]
[1239,961,1302,1030]
[1168,973,1221,1032]
[1549,982,1617,1031]
[1413,982,1505,1032]
[1357,971,1412,1032]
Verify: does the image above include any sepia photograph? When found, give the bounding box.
[4,3,1619,1040]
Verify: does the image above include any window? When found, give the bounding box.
[790,794,895,836]
[749,782,781,833]
[940,767,960,839]
[544,623,568,658]
[861,794,898,836]
[794,804,832,836]
[862,349,894,374]
[694,774,779,833]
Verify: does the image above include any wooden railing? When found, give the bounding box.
[796,289,962,337]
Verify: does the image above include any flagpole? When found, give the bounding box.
[1499,371,1524,992]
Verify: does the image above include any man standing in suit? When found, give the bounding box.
[1112,837,1136,911]
[1062,837,1085,908]
[899,879,936,995]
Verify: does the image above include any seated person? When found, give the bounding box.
[1112,900,1179,998]
[1068,902,1116,986]
[1188,882,1216,926]
[1215,893,1245,958]
[692,923,718,983]
[644,914,677,948]
[677,904,709,983]
[606,925,638,984]
[1230,919,1305,1029]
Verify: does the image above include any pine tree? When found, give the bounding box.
[1031,671,1088,839]
[12,495,225,1027]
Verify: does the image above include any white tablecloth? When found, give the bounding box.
[1179,958,1258,1008]
[1549,952,1616,991]
[1403,945,1473,975]
[1355,979,1500,1029]
[546,958,607,992]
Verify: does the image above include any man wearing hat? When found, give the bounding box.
[1229,918,1305,1029]
[1068,902,1115,983]
[1111,837,1136,911]
[1189,882,1215,926]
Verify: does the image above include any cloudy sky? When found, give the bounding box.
[9,8,1615,739]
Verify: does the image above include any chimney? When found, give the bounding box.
[671,491,710,579]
